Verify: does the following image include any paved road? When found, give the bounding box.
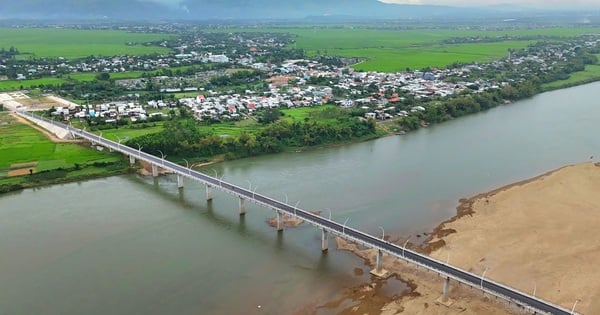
[18,111,576,315]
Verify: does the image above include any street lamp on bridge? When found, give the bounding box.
[135,143,143,157]
[480,267,489,289]
[183,158,191,175]
[342,217,350,234]
[157,150,166,165]
[402,237,410,258]
[116,136,123,150]
[325,207,332,220]
[378,226,385,240]
[571,299,580,315]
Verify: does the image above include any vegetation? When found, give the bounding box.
[0,28,172,59]
[541,63,600,90]
[0,71,145,91]
[224,27,600,72]
[125,107,378,162]
[0,114,128,193]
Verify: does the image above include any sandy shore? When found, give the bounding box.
[320,162,600,315]
[427,162,600,315]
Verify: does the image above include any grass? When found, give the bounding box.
[0,71,146,91]
[99,123,167,141]
[280,105,337,122]
[541,60,600,90]
[218,26,600,72]
[0,116,122,173]
[0,28,172,59]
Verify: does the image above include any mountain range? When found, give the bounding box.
[1,0,598,21]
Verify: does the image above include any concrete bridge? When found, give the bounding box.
[17,111,578,315]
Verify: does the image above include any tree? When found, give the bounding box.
[95,72,110,81]
[258,108,281,124]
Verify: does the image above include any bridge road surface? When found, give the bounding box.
[18,111,577,315]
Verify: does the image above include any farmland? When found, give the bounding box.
[0,71,146,91]
[0,28,172,59]
[223,26,600,72]
[0,113,127,191]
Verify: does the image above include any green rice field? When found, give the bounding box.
[223,26,600,72]
[0,114,122,175]
[0,71,146,91]
[0,28,172,59]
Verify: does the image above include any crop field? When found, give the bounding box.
[223,26,600,72]
[0,115,122,175]
[0,28,172,59]
[0,71,147,91]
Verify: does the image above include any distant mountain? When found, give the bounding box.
[178,0,489,20]
[1,0,598,21]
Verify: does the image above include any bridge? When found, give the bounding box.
[18,110,577,315]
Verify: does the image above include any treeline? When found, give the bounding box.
[397,82,537,131]
[126,114,377,161]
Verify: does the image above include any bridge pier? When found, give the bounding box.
[435,276,454,306]
[276,211,283,231]
[151,164,158,177]
[129,155,136,165]
[177,175,184,188]
[321,229,329,252]
[206,185,213,201]
[239,197,246,215]
[443,276,450,301]
[370,249,388,278]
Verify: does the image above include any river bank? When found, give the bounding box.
[426,162,600,315]
[328,162,600,314]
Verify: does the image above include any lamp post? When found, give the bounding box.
[252,186,258,199]
[325,207,332,220]
[183,158,190,175]
[480,267,489,289]
[116,136,123,150]
[245,180,252,192]
[282,192,288,204]
[571,299,580,315]
[157,150,166,165]
[402,237,410,258]
[378,226,385,240]
[294,200,300,216]
[533,281,537,297]
[342,217,350,234]
[136,143,142,157]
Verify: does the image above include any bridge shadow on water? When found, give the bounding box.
[123,174,338,274]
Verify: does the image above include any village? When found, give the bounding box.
[2,28,598,130]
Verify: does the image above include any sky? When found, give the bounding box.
[378,0,600,8]
[148,0,600,9]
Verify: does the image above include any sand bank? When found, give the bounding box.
[320,162,600,314]
[428,162,600,315]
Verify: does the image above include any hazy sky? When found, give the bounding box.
[149,0,600,9]
[378,0,600,8]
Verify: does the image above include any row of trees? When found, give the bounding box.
[126,114,377,161]
[397,81,538,131]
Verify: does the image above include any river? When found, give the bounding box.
[1,82,599,315]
